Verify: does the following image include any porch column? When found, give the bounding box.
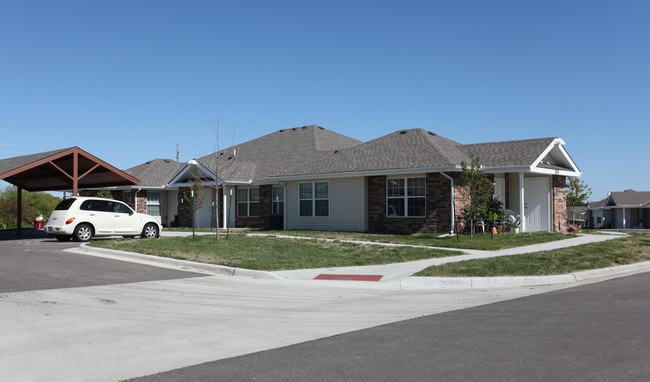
[222,187,229,229]
[283,185,287,231]
[519,172,526,232]
[623,207,627,229]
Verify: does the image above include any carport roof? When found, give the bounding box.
[0,147,139,193]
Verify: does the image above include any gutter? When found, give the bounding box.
[439,171,455,234]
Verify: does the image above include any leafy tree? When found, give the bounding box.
[566,177,592,225]
[458,156,494,238]
[96,188,113,199]
[0,185,61,229]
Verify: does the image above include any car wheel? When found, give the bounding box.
[73,224,94,242]
[55,234,72,242]
[141,223,159,239]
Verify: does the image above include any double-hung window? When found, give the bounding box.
[272,187,284,215]
[146,191,162,217]
[299,182,329,217]
[387,177,425,217]
[237,188,259,217]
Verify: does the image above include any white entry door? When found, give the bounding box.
[524,177,549,232]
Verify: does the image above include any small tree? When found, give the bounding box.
[458,156,493,238]
[97,188,113,199]
[567,177,592,225]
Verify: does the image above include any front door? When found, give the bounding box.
[524,177,549,232]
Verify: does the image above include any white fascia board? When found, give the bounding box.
[556,144,581,174]
[527,166,581,177]
[530,138,582,176]
[167,181,219,189]
[268,166,461,181]
[605,204,645,209]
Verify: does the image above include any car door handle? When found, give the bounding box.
[114,215,120,217]
[89,214,95,216]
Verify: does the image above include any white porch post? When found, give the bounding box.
[623,207,627,229]
[222,186,228,229]
[282,185,287,231]
[519,172,526,232]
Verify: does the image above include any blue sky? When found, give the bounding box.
[1,0,648,201]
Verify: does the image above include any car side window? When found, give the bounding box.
[113,202,132,214]
[80,200,110,212]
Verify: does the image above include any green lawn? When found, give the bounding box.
[415,233,650,277]
[252,230,575,251]
[90,234,463,271]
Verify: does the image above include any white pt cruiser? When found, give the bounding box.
[45,196,162,242]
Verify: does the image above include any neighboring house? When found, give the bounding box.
[163,125,580,233]
[588,190,650,229]
[567,205,588,227]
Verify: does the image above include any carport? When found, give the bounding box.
[0,147,139,236]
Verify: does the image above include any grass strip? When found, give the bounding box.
[253,230,574,251]
[415,233,650,277]
[90,234,463,271]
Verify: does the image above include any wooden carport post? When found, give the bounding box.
[73,151,79,196]
[16,187,22,237]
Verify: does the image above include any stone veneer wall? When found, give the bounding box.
[177,187,192,228]
[367,173,458,234]
[552,175,567,232]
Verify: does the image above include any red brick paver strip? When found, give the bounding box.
[314,274,383,281]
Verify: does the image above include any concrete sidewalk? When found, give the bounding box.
[269,232,627,281]
[81,231,650,289]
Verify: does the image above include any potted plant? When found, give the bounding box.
[512,218,520,234]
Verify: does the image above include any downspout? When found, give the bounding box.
[440,171,455,234]
[134,187,141,213]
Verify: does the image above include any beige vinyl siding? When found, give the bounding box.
[164,190,177,226]
[286,177,367,231]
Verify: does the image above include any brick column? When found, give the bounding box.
[552,176,567,232]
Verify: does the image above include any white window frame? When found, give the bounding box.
[272,186,284,215]
[146,191,162,217]
[237,187,260,217]
[299,181,330,217]
[386,177,426,218]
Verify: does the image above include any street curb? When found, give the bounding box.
[398,261,650,289]
[69,243,650,290]
[72,243,285,280]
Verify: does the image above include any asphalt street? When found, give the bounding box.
[129,272,650,382]
[0,230,205,293]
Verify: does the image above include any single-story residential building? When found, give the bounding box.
[588,190,650,229]
[88,125,582,233]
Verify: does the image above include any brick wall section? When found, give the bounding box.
[552,175,567,232]
[367,173,455,234]
[235,185,272,229]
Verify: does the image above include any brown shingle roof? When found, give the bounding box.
[196,125,362,182]
[125,159,183,187]
[608,190,650,206]
[185,126,572,182]
[459,138,556,167]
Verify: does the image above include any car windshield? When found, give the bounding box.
[54,198,76,211]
